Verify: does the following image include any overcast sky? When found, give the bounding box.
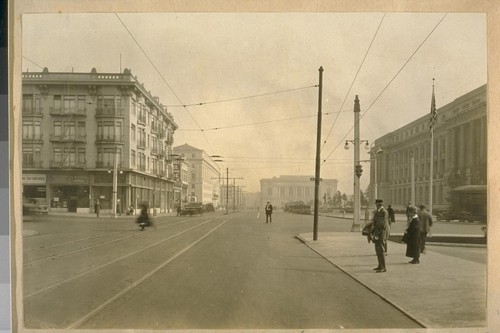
[21,12,487,193]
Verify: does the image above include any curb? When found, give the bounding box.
[296,234,428,328]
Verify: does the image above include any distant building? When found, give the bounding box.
[371,84,487,211]
[22,68,178,214]
[172,144,221,206]
[260,175,338,209]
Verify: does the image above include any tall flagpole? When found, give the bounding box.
[429,79,437,216]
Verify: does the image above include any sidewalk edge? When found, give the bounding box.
[295,234,428,329]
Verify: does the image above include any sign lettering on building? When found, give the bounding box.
[22,174,47,184]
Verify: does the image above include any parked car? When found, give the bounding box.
[23,198,49,215]
[180,202,204,216]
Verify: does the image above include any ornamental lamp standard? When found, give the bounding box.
[107,146,123,218]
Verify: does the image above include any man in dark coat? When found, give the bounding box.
[405,206,421,264]
[417,204,433,253]
[265,201,273,223]
[371,199,389,272]
[387,204,395,223]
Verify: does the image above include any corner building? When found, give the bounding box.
[172,144,221,206]
[371,84,487,211]
[22,68,178,214]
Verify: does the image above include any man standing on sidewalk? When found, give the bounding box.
[371,199,389,273]
[417,204,433,253]
[265,201,273,223]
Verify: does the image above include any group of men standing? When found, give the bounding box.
[369,199,433,273]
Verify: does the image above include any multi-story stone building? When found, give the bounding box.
[260,175,338,209]
[172,144,221,206]
[172,155,189,207]
[22,67,178,214]
[370,84,487,212]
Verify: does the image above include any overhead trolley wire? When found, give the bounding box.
[114,13,216,154]
[321,13,448,165]
[166,85,318,108]
[177,109,353,132]
[321,13,386,153]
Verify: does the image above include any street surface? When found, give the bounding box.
[21,210,482,330]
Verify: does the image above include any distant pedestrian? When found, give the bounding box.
[265,201,273,223]
[405,206,421,264]
[176,204,182,216]
[94,199,101,218]
[137,203,154,230]
[417,204,433,254]
[387,204,395,223]
[405,202,413,222]
[371,199,389,273]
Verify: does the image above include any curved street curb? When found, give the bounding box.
[295,234,428,329]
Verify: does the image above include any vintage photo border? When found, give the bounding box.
[9,0,500,332]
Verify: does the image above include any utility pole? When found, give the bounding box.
[313,66,323,241]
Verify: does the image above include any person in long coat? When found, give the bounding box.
[371,199,389,272]
[417,204,433,253]
[405,206,421,264]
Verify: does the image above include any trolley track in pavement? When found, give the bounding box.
[23,218,194,265]
[23,215,233,328]
[65,217,232,329]
[23,216,221,298]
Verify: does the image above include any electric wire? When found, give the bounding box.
[114,13,216,154]
[322,13,447,165]
[166,85,318,108]
[23,56,44,70]
[321,12,386,152]
[176,110,352,132]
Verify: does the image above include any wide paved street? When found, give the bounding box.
[22,211,424,330]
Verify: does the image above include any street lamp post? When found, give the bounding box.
[108,145,121,218]
[373,147,383,200]
[345,95,369,232]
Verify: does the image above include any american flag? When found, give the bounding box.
[430,85,437,136]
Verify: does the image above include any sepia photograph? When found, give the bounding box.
[10,1,500,332]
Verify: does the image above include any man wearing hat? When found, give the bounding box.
[265,201,273,223]
[371,199,389,272]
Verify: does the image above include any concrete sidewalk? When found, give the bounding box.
[297,232,486,329]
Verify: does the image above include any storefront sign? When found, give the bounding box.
[51,175,90,184]
[22,174,47,184]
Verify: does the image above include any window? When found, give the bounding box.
[78,148,85,166]
[191,184,195,189]
[22,147,41,167]
[97,147,121,168]
[131,149,136,167]
[131,124,136,141]
[23,120,41,140]
[77,121,86,139]
[23,95,33,112]
[53,148,62,163]
[54,95,62,110]
[131,99,137,116]
[63,121,76,139]
[63,96,75,113]
[77,96,86,110]
[53,121,62,137]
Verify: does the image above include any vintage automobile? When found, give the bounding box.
[23,198,49,215]
[180,202,204,216]
[203,203,215,212]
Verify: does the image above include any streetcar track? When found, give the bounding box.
[23,218,195,265]
[66,217,232,329]
[24,217,223,299]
